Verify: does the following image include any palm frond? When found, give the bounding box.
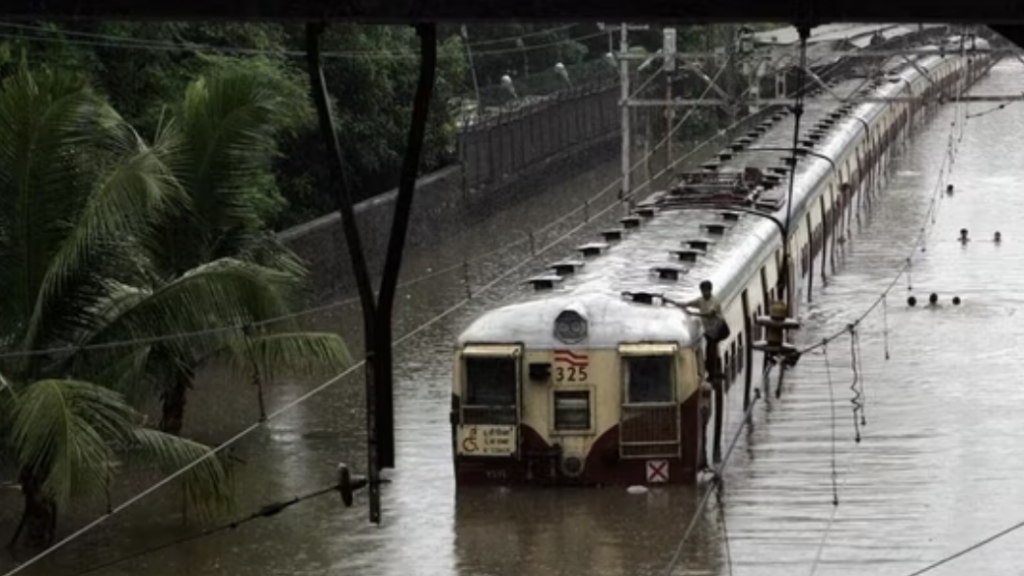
[11,379,134,508]
[123,428,235,520]
[231,231,308,281]
[170,69,292,236]
[0,369,16,437]
[41,133,185,302]
[73,258,299,365]
[83,346,157,407]
[0,63,114,353]
[227,331,352,384]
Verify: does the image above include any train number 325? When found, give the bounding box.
[555,366,588,382]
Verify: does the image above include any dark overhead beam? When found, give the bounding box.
[5,0,1024,24]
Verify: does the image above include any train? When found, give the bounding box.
[449,36,993,487]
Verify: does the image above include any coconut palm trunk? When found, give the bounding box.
[160,365,194,435]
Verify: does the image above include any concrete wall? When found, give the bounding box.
[278,132,621,301]
[278,62,778,302]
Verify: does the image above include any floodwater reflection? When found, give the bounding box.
[453,487,721,576]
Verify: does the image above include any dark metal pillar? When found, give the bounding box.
[305,22,438,524]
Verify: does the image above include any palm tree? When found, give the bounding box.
[0,63,234,547]
[63,65,350,435]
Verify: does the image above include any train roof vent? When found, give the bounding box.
[577,242,608,257]
[800,138,816,148]
[794,147,811,158]
[701,223,730,235]
[620,215,643,229]
[729,142,746,152]
[771,113,785,122]
[745,130,760,139]
[651,265,687,281]
[819,119,835,128]
[807,133,824,142]
[769,166,790,175]
[686,238,715,251]
[701,161,720,172]
[738,136,754,144]
[550,260,585,276]
[634,206,658,218]
[601,229,625,242]
[671,249,701,263]
[622,290,660,305]
[526,274,564,291]
[783,156,798,167]
[720,211,742,222]
[829,111,844,120]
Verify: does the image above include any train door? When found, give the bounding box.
[618,343,682,459]
[455,344,522,459]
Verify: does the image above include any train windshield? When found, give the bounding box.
[463,355,518,424]
[624,355,674,404]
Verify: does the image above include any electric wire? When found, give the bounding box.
[783,28,812,256]
[463,24,579,47]
[1,37,886,574]
[0,54,758,576]
[0,53,746,362]
[62,482,346,576]
[795,82,969,356]
[901,517,1024,576]
[717,484,735,576]
[0,22,608,60]
[658,369,768,576]
[806,41,979,576]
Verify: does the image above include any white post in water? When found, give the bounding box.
[619,23,631,201]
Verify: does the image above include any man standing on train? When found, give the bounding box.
[681,280,729,381]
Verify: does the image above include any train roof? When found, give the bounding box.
[456,291,701,350]
[456,51,962,350]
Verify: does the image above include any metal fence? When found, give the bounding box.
[457,77,620,190]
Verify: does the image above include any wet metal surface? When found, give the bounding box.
[3,60,1024,576]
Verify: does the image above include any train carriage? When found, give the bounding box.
[450,41,992,487]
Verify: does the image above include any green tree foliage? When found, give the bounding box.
[0,22,468,228]
[0,63,234,547]
[0,61,351,547]
[272,24,467,223]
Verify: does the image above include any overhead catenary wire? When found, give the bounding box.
[901,517,1024,576]
[0,54,756,576]
[0,43,770,366]
[659,374,767,576]
[796,78,970,356]
[0,42,916,366]
[0,22,608,60]
[0,29,975,576]
[0,53,744,362]
[463,24,579,47]
[62,481,347,576]
[4,34,923,576]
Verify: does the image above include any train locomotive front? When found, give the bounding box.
[451,292,707,486]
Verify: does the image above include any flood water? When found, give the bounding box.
[4,60,1024,576]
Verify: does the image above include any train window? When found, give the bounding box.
[463,357,518,424]
[624,356,674,403]
[553,390,591,431]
